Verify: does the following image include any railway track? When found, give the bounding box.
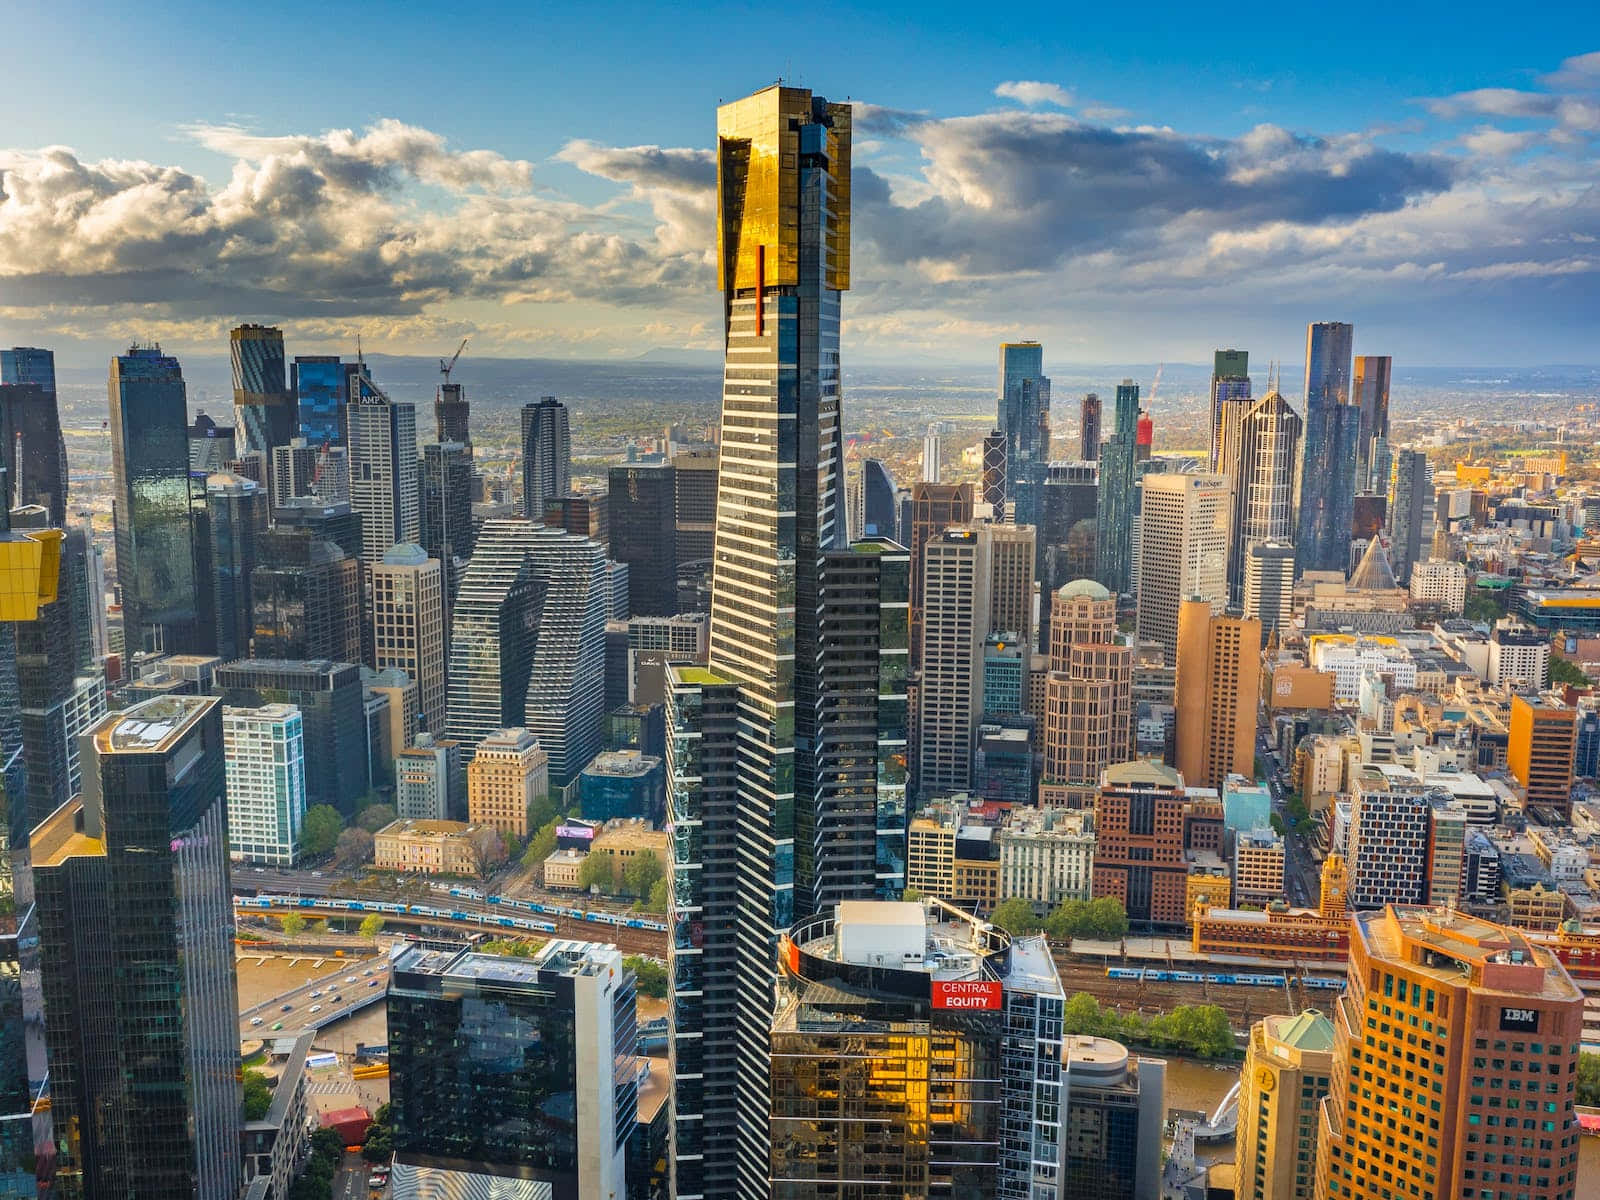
[1052,953,1340,1030]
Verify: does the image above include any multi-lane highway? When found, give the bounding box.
[239,957,391,1038]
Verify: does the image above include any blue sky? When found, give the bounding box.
[3,0,1598,366]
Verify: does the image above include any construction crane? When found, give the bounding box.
[1147,363,1164,409]
[440,338,469,386]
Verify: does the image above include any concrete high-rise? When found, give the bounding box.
[1243,539,1296,646]
[1352,355,1391,494]
[1296,322,1358,574]
[1235,1010,1334,1200]
[387,941,635,1199]
[1228,386,1302,605]
[1313,908,1583,1200]
[1,346,68,524]
[920,423,942,483]
[371,544,446,731]
[1173,599,1261,792]
[1079,391,1102,461]
[986,521,1035,650]
[1092,760,1223,927]
[109,345,206,656]
[434,380,470,445]
[230,323,295,455]
[907,482,974,666]
[666,85,864,1200]
[1095,379,1140,595]
[223,703,305,866]
[998,341,1051,528]
[917,528,993,796]
[1040,580,1133,807]
[1136,472,1229,664]
[33,696,241,1199]
[1508,695,1578,817]
[609,462,678,616]
[1388,448,1429,583]
[520,396,571,519]
[346,373,419,563]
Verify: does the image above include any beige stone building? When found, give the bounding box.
[373,819,501,877]
[467,727,549,837]
[1040,581,1133,807]
[1235,1010,1334,1200]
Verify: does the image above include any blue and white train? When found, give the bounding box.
[1106,966,1343,991]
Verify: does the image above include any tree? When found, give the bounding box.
[901,887,924,902]
[578,852,614,893]
[1062,993,1111,1038]
[334,827,374,869]
[1551,656,1590,688]
[242,1069,272,1121]
[469,829,508,879]
[523,818,559,871]
[622,850,665,900]
[1083,897,1129,941]
[279,912,306,937]
[356,802,396,833]
[301,805,343,858]
[358,914,385,939]
[645,876,669,914]
[988,897,1042,936]
[625,954,668,999]
[1580,1052,1600,1107]
[527,791,561,835]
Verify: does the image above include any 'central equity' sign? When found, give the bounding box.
[930,980,1003,1011]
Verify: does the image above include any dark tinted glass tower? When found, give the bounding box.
[202,473,267,663]
[290,356,348,447]
[434,381,470,445]
[671,85,853,1200]
[1,347,68,525]
[420,441,474,613]
[1295,321,1357,574]
[1389,449,1429,583]
[609,463,677,616]
[33,696,241,1200]
[1353,354,1392,493]
[520,397,571,519]
[109,346,205,655]
[1208,349,1251,470]
[249,526,363,664]
[443,520,539,755]
[998,341,1050,529]
[1039,461,1099,652]
[229,324,295,455]
[1079,392,1102,462]
[1095,379,1140,595]
[860,459,898,541]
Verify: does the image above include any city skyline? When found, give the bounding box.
[1,3,1597,365]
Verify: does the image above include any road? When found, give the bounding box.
[1258,729,1319,907]
[239,957,391,1037]
[332,1153,372,1200]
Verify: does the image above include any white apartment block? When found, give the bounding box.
[998,808,1095,910]
[1233,827,1286,907]
[223,704,306,866]
[1136,472,1229,663]
[1408,559,1466,613]
[1307,634,1417,704]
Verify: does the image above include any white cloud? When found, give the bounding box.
[994,81,1075,108]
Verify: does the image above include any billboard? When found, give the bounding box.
[930,980,1003,1011]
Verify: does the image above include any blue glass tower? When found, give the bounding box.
[998,341,1051,530]
[861,458,898,540]
[1,348,68,526]
[1095,379,1140,595]
[290,356,348,447]
[229,324,295,455]
[1295,321,1357,574]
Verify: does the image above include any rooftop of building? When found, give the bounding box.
[1263,1009,1335,1055]
[1101,759,1184,789]
[798,899,1009,984]
[96,694,215,755]
[30,798,103,868]
[375,818,490,840]
[393,938,618,986]
[1057,578,1111,601]
[582,750,662,778]
[1357,905,1581,1003]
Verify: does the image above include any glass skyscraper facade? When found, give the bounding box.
[444,519,540,754]
[290,355,348,448]
[420,440,474,610]
[109,345,205,656]
[229,324,295,455]
[1353,353,1392,494]
[609,463,678,616]
[1095,379,1140,596]
[1295,321,1358,574]
[998,340,1051,531]
[860,458,898,540]
[520,397,571,520]
[32,696,241,1200]
[1,347,68,526]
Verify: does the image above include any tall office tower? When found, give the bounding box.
[1095,379,1140,595]
[660,85,857,1200]
[998,340,1051,528]
[1243,539,1296,646]
[917,528,992,796]
[347,380,419,564]
[920,424,942,483]
[1230,385,1303,587]
[387,941,636,1199]
[1313,908,1583,1200]
[222,703,305,867]
[1135,472,1229,664]
[1093,760,1223,926]
[443,519,539,753]
[610,463,678,616]
[1235,1010,1334,1200]
[672,451,720,590]
[1207,348,1252,470]
[33,696,241,1200]
[520,396,571,518]
[979,429,1006,511]
[1295,321,1358,574]
[186,412,235,473]
[1080,392,1102,460]
[1387,449,1429,583]
[109,345,206,656]
[1173,599,1262,792]
[215,659,368,819]
[1509,695,1578,817]
[771,901,1071,1198]
[466,727,549,838]
[371,544,446,731]
[1345,766,1431,908]
[545,492,609,546]
[987,522,1036,649]
[394,733,451,821]
[419,440,473,609]
[1352,355,1391,493]
[289,355,347,447]
[270,438,317,502]
[202,472,266,663]
[1038,461,1099,651]
[250,525,363,663]
[1040,580,1133,807]
[230,323,295,455]
[1058,1036,1166,1199]
[859,459,898,540]
[434,380,470,444]
[2,346,68,523]
[907,482,974,666]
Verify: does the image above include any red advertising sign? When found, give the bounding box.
[930,980,1003,1011]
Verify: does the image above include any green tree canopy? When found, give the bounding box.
[242,1069,272,1121]
[988,897,1043,936]
[578,852,613,892]
[301,805,344,858]
[358,914,385,938]
[622,850,665,899]
[644,876,669,914]
[524,818,560,871]
[279,912,306,937]
[625,955,668,998]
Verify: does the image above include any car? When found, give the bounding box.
[363,968,374,976]
[309,1005,323,1013]
[280,1004,293,1012]
[271,1022,283,1030]
[368,979,380,987]
[253,867,265,873]
[332,994,342,1002]
[309,990,322,998]
[249,1017,264,1026]
[345,976,357,984]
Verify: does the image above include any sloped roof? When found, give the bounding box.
[1349,536,1399,591]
